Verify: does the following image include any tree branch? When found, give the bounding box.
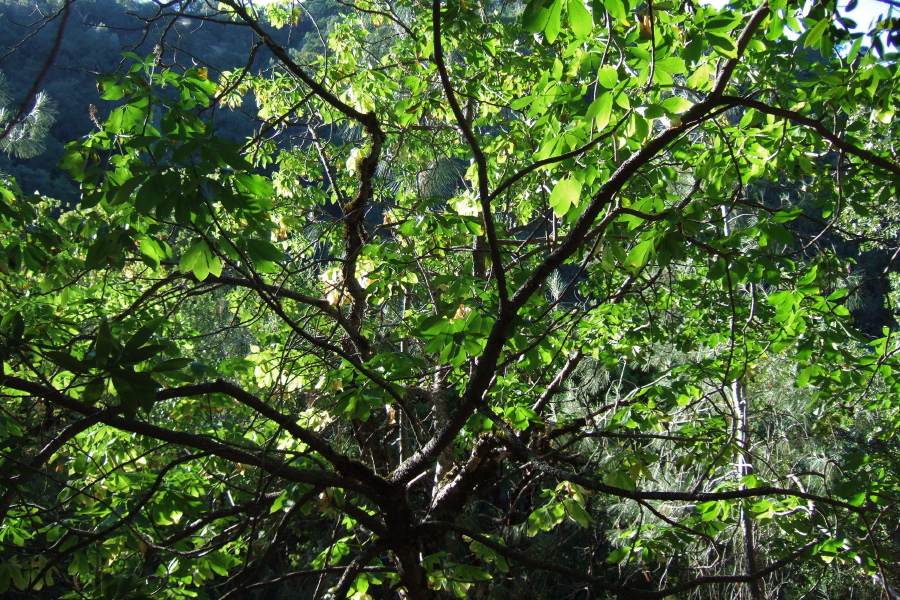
[431,0,508,303]
[1,375,378,495]
[719,95,900,178]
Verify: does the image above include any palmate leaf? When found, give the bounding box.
[549,176,582,217]
[179,240,223,281]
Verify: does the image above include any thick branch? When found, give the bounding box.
[531,349,583,414]
[157,379,389,493]
[431,0,508,303]
[710,2,771,98]
[340,119,385,360]
[218,0,378,127]
[529,458,867,513]
[1,375,376,495]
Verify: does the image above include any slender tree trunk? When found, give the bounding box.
[432,367,453,493]
[399,293,409,464]
[733,380,762,600]
[720,205,762,600]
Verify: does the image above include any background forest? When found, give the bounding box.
[1,0,900,599]
[0,0,348,200]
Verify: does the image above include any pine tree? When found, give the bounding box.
[0,70,56,159]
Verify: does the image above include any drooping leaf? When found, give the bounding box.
[549,177,582,218]
[586,92,614,130]
[544,0,563,43]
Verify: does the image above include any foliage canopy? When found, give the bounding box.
[2,0,900,598]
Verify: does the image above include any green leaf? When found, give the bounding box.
[1,310,25,340]
[270,490,289,513]
[586,92,614,130]
[120,344,168,366]
[152,358,194,372]
[0,563,9,595]
[523,0,556,33]
[564,499,593,527]
[549,177,582,218]
[772,208,802,223]
[700,501,722,521]
[602,0,627,20]
[607,547,629,563]
[139,236,171,269]
[604,470,636,491]
[59,149,88,176]
[111,175,144,206]
[46,351,92,373]
[111,368,160,416]
[760,223,794,247]
[625,239,655,272]
[660,96,694,114]
[847,35,863,62]
[597,66,618,89]
[545,0,563,43]
[419,314,448,334]
[210,139,254,171]
[234,174,274,199]
[796,365,816,387]
[655,56,686,75]
[94,319,114,368]
[642,105,666,119]
[247,238,285,263]
[135,172,178,216]
[123,316,165,354]
[706,32,738,58]
[98,78,125,101]
[567,0,593,38]
[804,18,829,49]
[687,62,714,90]
[180,240,222,282]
